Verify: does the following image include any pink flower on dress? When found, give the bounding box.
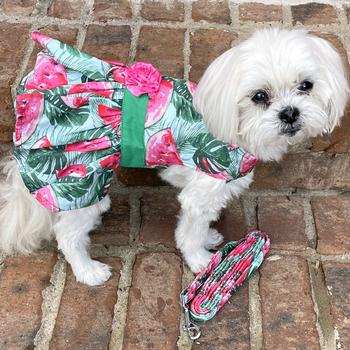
[125,62,161,98]
[61,95,89,109]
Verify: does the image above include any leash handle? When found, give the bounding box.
[180,230,270,340]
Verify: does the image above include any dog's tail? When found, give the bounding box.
[0,156,54,254]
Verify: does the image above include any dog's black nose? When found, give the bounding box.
[279,106,300,124]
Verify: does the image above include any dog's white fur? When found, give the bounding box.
[0,28,348,285]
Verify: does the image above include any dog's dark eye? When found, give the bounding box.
[252,90,269,104]
[298,80,313,92]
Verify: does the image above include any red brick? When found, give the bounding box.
[48,0,84,19]
[83,24,131,62]
[0,252,57,350]
[0,85,14,144]
[116,167,167,186]
[192,284,250,350]
[91,192,130,245]
[192,0,231,24]
[190,29,236,82]
[0,23,30,84]
[311,196,350,254]
[310,33,350,154]
[140,0,185,21]
[253,153,350,191]
[291,3,338,25]
[93,0,132,21]
[260,256,320,349]
[123,253,182,350]
[25,25,79,75]
[50,257,121,350]
[139,191,179,248]
[136,27,185,77]
[2,0,36,15]
[258,196,308,251]
[214,198,247,242]
[239,3,282,22]
[323,262,350,350]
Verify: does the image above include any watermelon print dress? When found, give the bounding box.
[13,32,256,212]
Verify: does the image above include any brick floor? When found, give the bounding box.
[0,1,349,349]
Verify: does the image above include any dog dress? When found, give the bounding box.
[13,32,256,212]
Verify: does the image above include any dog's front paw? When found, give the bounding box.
[205,228,224,250]
[73,260,112,286]
[185,249,214,273]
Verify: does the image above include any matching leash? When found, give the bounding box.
[180,229,270,340]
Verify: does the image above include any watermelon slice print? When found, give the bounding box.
[240,153,257,175]
[31,32,51,47]
[98,104,122,130]
[25,55,68,91]
[15,93,44,145]
[146,128,183,166]
[68,82,114,99]
[64,136,112,152]
[32,185,59,212]
[145,80,173,128]
[99,152,121,170]
[32,136,52,149]
[187,81,197,97]
[61,95,89,109]
[56,164,87,179]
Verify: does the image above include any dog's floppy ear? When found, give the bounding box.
[193,46,242,144]
[308,34,349,133]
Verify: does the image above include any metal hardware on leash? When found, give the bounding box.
[105,65,123,79]
[181,295,201,340]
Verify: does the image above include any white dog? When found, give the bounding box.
[0,28,348,285]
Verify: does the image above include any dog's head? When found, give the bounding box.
[194,28,349,161]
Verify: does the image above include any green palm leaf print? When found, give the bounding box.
[27,146,68,175]
[191,133,231,173]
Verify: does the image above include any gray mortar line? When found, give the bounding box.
[183,1,192,80]
[129,190,142,243]
[302,197,318,249]
[177,263,194,350]
[249,272,264,350]
[34,254,67,350]
[308,261,337,350]
[109,250,136,350]
[242,195,258,229]
[228,0,240,33]
[282,1,293,27]
[128,0,141,64]
[11,26,36,99]
[32,0,52,16]
[245,189,348,198]
[76,0,94,49]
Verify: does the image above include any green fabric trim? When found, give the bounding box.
[120,89,149,167]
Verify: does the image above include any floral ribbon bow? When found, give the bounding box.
[180,230,270,340]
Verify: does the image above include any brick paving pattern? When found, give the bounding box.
[0,1,349,349]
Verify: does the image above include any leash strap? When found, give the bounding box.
[180,229,270,340]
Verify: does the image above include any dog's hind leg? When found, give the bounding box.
[54,195,112,286]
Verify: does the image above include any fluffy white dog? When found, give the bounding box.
[0,28,348,285]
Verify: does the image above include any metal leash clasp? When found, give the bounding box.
[181,296,201,340]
